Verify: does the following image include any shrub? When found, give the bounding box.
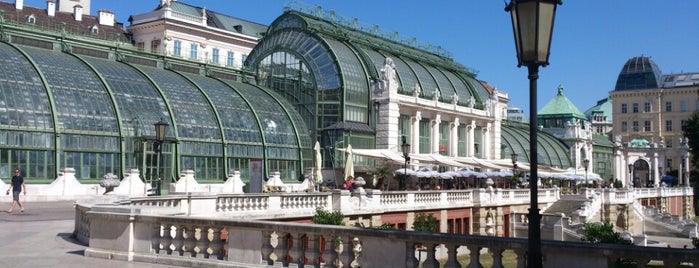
[692,237,699,249]
[581,220,632,245]
[412,213,438,232]
[312,207,344,225]
[373,223,396,230]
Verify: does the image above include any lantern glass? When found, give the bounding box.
[401,140,411,158]
[154,119,169,142]
[583,158,589,169]
[507,0,561,66]
[511,153,518,165]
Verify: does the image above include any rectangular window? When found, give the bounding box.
[681,120,688,131]
[621,104,627,113]
[644,121,651,132]
[242,54,248,66]
[632,103,639,113]
[666,101,672,112]
[137,42,145,51]
[621,121,627,132]
[173,40,182,56]
[632,121,639,132]
[150,39,160,53]
[439,122,449,156]
[398,115,410,149]
[457,125,467,157]
[644,102,650,112]
[680,100,687,112]
[212,48,219,64]
[190,43,198,60]
[419,119,430,154]
[666,120,672,131]
[227,51,234,66]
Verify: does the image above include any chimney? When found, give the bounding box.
[47,0,55,17]
[15,0,23,10]
[98,9,114,26]
[73,5,83,21]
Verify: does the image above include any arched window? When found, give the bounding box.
[27,14,36,24]
[90,25,99,35]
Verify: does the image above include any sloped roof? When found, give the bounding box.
[501,120,573,169]
[166,1,267,38]
[538,85,586,120]
[584,97,612,122]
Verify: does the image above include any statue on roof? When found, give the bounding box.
[413,83,421,97]
[557,84,564,95]
[433,88,440,101]
[380,57,399,94]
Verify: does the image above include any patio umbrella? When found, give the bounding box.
[343,144,354,180]
[314,141,323,184]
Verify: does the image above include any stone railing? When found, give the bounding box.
[81,204,699,268]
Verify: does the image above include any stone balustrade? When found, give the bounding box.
[80,203,699,268]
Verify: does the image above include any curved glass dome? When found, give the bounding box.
[500,122,572,169]
[614,56,662,91]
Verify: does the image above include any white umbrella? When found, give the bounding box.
[314,141,323,184]
[394,168,417,176]
[343,144,354,180]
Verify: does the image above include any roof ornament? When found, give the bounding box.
[557,84,564,95]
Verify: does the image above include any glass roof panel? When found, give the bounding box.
[183,74,262,144]
[230,82,299,146]
[404,58,438,98]
[501,124,572,168]
[0,43,53,130]
[323,37,368,120]
[21,46,118,133]
[462,75,491,103]
[137,66,221,141]
[424,64,455,101]
[80,56,171,138]
[443,70,475,104]
[385,53,419,93]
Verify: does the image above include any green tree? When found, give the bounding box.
[412,213,439,232]
[684,110,699,216]
[581,220,632,245]
[312,207,344,225]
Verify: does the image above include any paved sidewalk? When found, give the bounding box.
[0,200,177,268]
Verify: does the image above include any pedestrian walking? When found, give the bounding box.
[6,168,26,213]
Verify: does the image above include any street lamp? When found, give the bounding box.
[401,136,411,191]
[511,153,519,188]
[153,119,169,196]
[583,158,590,186]
[506,1,561,267]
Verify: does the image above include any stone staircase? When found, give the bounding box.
[544,194,589,216]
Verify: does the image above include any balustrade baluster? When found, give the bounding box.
[305,234,321,266]
[466,244,481,268]
[182,226,196,257]
[332,236,344,267]
[171,225,185,256]
[286,233,303,266]
[513,249,526,268]
[489,247,505,268]
[161,224,174,255]
[422,243,439,268]
[441,243,459,268]
[319,235,332,267]
[261,231,277,265]
[406,242,418,267]
[194,227,207,258]
[205,227,223,260]
[151,223,163,254]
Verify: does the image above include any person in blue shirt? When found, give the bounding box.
[6,168,26,213]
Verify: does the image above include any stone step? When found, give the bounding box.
[544,195,588,215]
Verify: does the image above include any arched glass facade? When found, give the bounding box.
[0,39,311,182]
[246,11,492,160]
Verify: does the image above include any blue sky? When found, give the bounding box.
[18,0,699,116]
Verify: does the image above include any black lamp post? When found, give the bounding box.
[511,152,519,187]
[505,1,561,267]
[154,119,169,196]
[401,136,411,191]
[583,158,590,186]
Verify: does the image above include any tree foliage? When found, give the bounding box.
[684,111,699,168]
[412,213,439,232]
[581,220,632,245]
[312,207,344,225]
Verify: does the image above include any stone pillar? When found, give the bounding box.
[411,112,421,155]
[483,123,491,159]
[450,118,460,157]
[652,150,659,187]
[431,115,441,154]
[467,120,475,157]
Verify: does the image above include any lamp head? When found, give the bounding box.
[154,119,169,142]
[401,136,411,157]
[583,158,589,169]
[505,0,562,67]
